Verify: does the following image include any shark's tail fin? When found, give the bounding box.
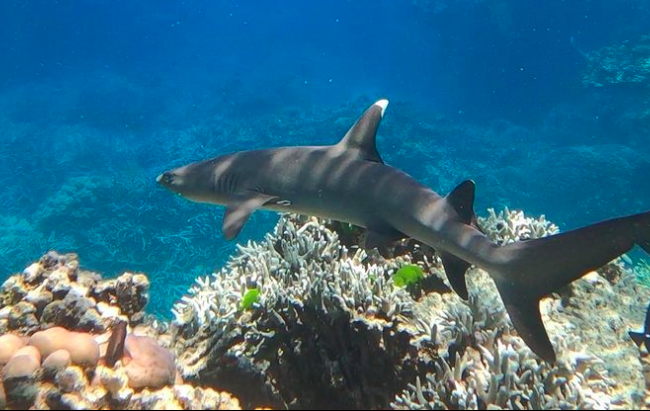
[492,211,650,362]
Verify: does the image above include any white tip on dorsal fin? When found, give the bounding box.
[374,99,389,118]
[336,99,389,163]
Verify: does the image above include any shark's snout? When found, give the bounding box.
[157,171,182,193]
[157,171,173,185]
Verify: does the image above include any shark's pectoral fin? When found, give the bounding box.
[439,252,472,300]
[629,331,646,347]
[363,226,407,257]
[222,192,281,240]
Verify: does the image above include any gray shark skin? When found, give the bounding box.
[158,100,650,362]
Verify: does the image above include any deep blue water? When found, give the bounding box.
[1,0,649,315]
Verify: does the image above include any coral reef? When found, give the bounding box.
[582,35,650,88]
[171,214,426,409]
[0,251,149,335]
[477,207,559,245]
[3,87,650,318]
[0,251,240,410]
[170,212,650,409]
[3,210,650,410]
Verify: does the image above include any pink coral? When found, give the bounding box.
[29,327,99,368]
[0,334,24,365]
[124,335,176,390]
[2,346,41,379]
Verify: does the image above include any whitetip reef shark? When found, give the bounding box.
[158,99,650,362]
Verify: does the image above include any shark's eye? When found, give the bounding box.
[157,172,175,185]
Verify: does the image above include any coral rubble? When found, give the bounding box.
[0,251,149,335]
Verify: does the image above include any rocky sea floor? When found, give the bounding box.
[2,211,650,410]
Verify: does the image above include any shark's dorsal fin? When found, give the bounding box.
[335,99,388,163]
[222,192,281,240]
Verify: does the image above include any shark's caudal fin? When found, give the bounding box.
[440,180,483,300]
[493,210,650,362]
[335,99,388,163]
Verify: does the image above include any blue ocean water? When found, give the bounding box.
[1,0,649,316]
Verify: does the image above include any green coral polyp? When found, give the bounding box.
[392,265,424,288]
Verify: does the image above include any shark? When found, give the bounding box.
[157,99,650,362]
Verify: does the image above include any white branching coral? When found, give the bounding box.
[171,211,650,410]
[171,214,428,409]
[395,276,618,410]
[478,207,559,245]
[172,215,413,329]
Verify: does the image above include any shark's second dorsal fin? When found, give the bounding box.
[336,99,388,163]
[446,180,482,232]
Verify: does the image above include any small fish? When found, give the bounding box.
[629,302,650,352]
[105,320,128,367]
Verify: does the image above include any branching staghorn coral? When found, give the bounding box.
[171,214,431,409]
[171,211,650,410]
[393,209,650,410]
[394,269,621,410]
[478,207,560,245]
